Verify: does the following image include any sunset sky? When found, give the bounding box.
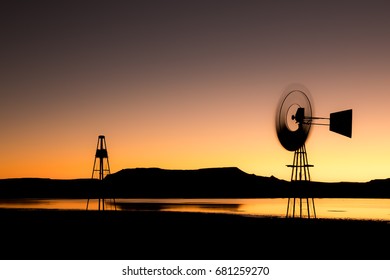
[1,0,390,182]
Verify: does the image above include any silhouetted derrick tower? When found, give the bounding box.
[276,84,352,219]
[86,135,116,211]
[286,144,316,219]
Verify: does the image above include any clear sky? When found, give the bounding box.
[1,0,389,182]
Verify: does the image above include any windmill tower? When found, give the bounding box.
[86,135,116,210]
[286,143,315,219]
[275,84,352,218]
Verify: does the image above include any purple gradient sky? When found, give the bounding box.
[1,0,390,181]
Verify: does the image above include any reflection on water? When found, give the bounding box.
[0,198,389,221]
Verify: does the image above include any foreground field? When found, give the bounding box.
[0,209,389,260]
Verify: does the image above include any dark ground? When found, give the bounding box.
[0,209,389,260]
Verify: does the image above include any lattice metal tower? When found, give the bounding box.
[86,135,116,210]
[286,144,316,218]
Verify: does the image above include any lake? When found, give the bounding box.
[0,197,389,221]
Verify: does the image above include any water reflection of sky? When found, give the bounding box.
[0,198,389,221]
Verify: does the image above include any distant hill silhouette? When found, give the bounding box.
[0,178,99,198]
[104,167,286,198]
[0,167,389,198]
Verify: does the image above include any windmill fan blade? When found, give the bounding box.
[329,109,352,138]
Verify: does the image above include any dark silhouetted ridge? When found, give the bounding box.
[105,167,285,198]
[0,178,100,198]
[0,168,390,198]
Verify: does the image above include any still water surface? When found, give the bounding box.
[0,198,389,221]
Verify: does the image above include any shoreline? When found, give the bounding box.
[0,209,389,260]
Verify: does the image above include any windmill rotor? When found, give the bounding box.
[275,84,313,152]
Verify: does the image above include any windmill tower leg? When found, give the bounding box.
[286,144,316,219]
[86,135,117,211]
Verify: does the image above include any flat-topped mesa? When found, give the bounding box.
[103,167,281,198]
[104,166,263,187]
[106,166,250,180]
